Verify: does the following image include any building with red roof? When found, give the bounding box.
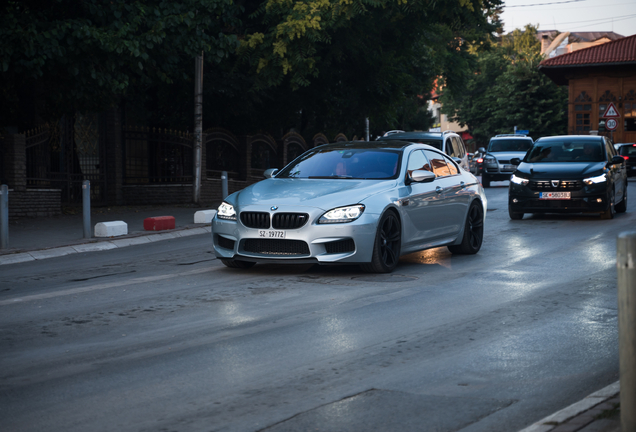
[539,34,636,144]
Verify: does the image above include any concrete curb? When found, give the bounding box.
[517,381,620,432]
[0,226,211,266]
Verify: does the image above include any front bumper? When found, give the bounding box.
[211,206,379,264]
[509,182,610,214]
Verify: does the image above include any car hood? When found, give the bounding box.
[487,151,528,160]
[516,161,606,179]
[231,178,396,210]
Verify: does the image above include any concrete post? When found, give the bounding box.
[0,185,8,248]
[82,180,91,239]
[617,231,636,431]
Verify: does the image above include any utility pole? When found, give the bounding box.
[193,52,204,204]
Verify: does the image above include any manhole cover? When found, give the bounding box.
[352,274,418,283]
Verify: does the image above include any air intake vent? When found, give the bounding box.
[272,213,309,229]
[243,239,310,256]
[240,212,270,229]
[324,239,355,254]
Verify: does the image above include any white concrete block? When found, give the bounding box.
[94,221,128,238]
[194,210,217,224]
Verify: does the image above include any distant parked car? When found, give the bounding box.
[617,143,636,176]
[508,135,627,220]
[381,130,470,172]
[212,140,487,273]
[480,134,534,187]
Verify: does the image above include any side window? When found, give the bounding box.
[453,137,466,157]
[445,137,458,158]
[424,150,452,177]
[406,150,432,178]
[605,139,615,159]
[443,154,459,176]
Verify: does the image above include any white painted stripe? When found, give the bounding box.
[0,266,221,306]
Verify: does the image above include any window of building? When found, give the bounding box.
[574,91,592,133]
[624,90,636,132]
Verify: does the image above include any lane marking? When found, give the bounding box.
[0,266,222,306]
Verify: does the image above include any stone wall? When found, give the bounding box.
[7,189,61,219]
[121,184,193,205]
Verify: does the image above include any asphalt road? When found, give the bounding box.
[1,180,633,432]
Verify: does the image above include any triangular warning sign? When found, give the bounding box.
[602,102,620,118]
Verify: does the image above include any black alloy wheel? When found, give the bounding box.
[448,201,484,254]
[362,211,401,273]
[509,206,524,220]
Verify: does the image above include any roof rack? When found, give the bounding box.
[495,134,527,137]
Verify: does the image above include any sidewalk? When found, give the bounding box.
[0,204,216,265]
[0,205,624,431]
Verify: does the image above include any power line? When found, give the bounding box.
[505,0,587,7]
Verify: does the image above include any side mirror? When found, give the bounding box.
[478,147,486,154]
[510,157,521,165]
[611,155,624,165]
[409,170,436,183]
[263,168,279,178]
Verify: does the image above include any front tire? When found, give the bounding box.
[616,182,627,213]
[482,174,490,188]
[509,206,524,220]
[361,210,401,273]
[448,201,484,254]
[220,259,256,269]
[601,189,615,219]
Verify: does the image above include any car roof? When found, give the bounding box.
[535,135,604,142]
[490,135,532,140]
[381,131,446,141]
[314,140,414,151]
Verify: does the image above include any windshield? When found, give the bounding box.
[524,140,605,163]
[275,148,402,179]
[488,139,533,152]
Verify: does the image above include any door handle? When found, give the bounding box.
[435,186,443,194]
[460,181,466,188]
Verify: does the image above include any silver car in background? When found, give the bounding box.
[211,141,487,273]
[480,134,534,187]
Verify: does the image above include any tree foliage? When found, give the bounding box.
[440,24,568,146]
[1,0,504,139]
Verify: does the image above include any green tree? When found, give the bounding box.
[440,25,567,146]
[0,0,240,128]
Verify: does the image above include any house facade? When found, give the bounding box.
[539,34,636,144]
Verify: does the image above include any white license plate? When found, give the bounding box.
[503,164,515,170]
[539,192,571,200]
[259,230,286,238]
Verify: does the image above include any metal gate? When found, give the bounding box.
[25,115,107,205]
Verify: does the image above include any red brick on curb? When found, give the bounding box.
[143,216,175,231]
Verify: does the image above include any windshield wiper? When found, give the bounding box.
[308,175,353,179]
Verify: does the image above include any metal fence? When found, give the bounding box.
[123,126,193,184]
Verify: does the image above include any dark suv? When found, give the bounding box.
[618,143,636,176]
[480,134,534,187]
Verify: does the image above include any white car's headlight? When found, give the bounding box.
[318,205,365,224]
[510,174,529,185]
[583,174,607,185]
[217,202,237,220]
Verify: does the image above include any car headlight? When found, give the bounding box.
[485,157,496,163]
[217,201,237,220]
[583,174,607,185]
[510,174,530,185]
[318,205,365,224]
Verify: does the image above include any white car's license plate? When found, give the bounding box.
[503,164,515,171]
[539,192,571,200]
[259,230,286,238]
